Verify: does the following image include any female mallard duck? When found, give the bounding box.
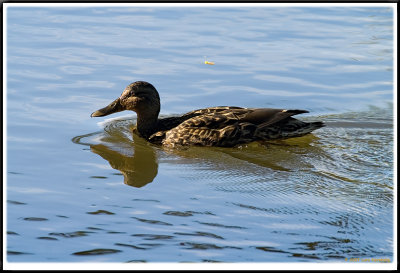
[91,81,324,147]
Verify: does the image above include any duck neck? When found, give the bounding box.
[136,113,159,139]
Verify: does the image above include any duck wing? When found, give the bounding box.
[236,108,309,127]
[183,107,308,126]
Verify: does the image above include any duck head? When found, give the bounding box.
[91,81,160,119]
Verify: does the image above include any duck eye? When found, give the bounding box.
[134,91,146,97]
[136,93,147,100]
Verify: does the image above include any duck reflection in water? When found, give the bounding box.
[91,142,157,188]
[73,127,158,188]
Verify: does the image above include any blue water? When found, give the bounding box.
[5,4,395,267]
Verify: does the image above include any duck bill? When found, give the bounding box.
[91,97,124,117]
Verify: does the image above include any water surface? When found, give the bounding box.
[5,4,395,266]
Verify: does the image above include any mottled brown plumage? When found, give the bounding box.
[91,81,324,147]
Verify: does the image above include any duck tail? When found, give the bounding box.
[284,121,325,138]
[310,121,325,130]
[255,119,325,140]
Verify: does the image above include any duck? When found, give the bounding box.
[91,81,325,147]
